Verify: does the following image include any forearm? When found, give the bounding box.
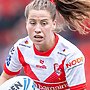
[0,71,15,86]
[0,76,8,85]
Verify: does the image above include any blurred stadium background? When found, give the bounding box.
[0,0,90,89]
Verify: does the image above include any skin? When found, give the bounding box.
[0,71,15,85]
[26,9,56,51]
[0,9,57,85]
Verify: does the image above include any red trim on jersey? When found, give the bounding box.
[70,83,86,90]
[33,33,59,56]
[4,64,20,75]
[17,47,39,80]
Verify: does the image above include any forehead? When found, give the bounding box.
[28,9,52,20]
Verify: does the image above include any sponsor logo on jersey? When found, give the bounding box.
[19,44,31,48]
[36,65,47,69]
[6,55,11,66]
[25,40,29,44]
[66,57,83,68]
[57,51,66,57]
[10,46,15,55]
[40,60,44,64]
[36,59,47,69]
[36,83,68,90]
[6,47,15,66]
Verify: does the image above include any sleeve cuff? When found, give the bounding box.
[4,64,20,76]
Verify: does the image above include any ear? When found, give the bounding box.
[53,20,56,29]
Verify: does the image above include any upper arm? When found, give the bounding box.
[4,45,22,75]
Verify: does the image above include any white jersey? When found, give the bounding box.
[4,34,86,90]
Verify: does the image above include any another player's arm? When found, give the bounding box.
[0,71,15,85]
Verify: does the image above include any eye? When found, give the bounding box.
[41,21,48,26]
[29,21,36,25]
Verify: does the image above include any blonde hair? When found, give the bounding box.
[25,0,56,20]
[25,0,90,34]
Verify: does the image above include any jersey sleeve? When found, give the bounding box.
[4,42,22,76]
[64,48,86,89]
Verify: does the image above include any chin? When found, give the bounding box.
[34,41,44,45]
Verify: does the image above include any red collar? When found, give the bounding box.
[33,33,59,56]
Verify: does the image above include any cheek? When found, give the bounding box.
[44,25,54,33]
[44,24,53,30]
[28,30,33,37]
[27,30,33,40]
[26,25,34,37]
[43,27,53,38]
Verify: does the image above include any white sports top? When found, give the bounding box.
[4,34,86,90]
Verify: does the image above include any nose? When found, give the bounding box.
[34,24,41,34]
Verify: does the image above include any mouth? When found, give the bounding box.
[33,35,44,42]
[34,35,43,39]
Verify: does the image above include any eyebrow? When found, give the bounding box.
[29,19,49,21]
[40,19,48,22]
[29,19,36,21]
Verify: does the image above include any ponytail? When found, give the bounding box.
[54,0,90,34]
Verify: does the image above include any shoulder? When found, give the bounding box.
[14,36,33,48]
[57,34,76,48]
[8,36,33,54]
[56,34,83,56]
